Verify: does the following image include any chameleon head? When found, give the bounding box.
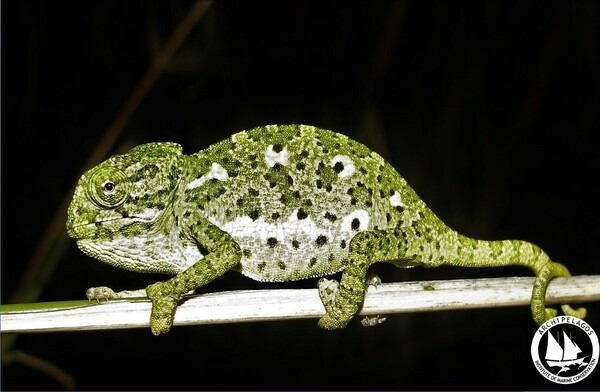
[66,142,183,270]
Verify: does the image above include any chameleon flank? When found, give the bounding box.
[66,124,586,335]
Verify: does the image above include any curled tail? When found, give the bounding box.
[440,234,586,325]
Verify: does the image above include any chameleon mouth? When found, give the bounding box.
[67,214,157,240]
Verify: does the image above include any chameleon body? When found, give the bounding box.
[66,124,585,335]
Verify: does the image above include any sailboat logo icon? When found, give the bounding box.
[544,331,588,374]
[531,316,598,384]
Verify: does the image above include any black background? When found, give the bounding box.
[2,1,599,390]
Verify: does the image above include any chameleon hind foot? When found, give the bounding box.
[531,261,586,325]
[317,278,354,329]
[318,278,339,312]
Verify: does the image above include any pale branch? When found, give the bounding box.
[1,275,599,333]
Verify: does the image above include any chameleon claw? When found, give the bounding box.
[318,314,348,330]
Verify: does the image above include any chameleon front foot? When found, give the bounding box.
[86,286,117,301]
[146,281,179,336]
[531,261,587,325]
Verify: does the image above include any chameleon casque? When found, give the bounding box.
[66,124,586,335]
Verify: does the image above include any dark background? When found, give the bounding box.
[2,1,599,390]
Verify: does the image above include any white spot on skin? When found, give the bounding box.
[186,162,229,190]
[136,208,159,221]
[264,145,289,167]
[213,212,323,244]
[340,209,370,232]
[331,155,355,178]
[390,191,404,208]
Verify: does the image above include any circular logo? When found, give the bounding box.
[531,316,598,384]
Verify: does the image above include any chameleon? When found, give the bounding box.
[66,124,586,335]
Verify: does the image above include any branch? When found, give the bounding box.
[2,275,599,333]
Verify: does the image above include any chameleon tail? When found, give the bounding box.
[442,234,586,325]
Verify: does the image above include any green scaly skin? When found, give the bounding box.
[66,124,586,335]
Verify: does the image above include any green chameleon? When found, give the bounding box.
[66,124,586,335]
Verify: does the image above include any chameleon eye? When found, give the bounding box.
[103,181,116,193]
[86,166,129,208]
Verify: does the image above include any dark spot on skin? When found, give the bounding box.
[351,218,360,230]
[243,249,252,257]
[386,213,392,222]
[272,163,283,172]
[365,200,373,208]
[325,184,333,192]
[395,205,405,213]
[280,194,288,204]
[292,240,300,249]
[328,254,335,262]
[249,210,260,220]
[309,257,317,267]
[296,162,306,170]
[293,190,301,198]
[267,237,278,247]
[249,188,259,196]
[347,188,354,195]
[236,198,244,207]
[287,175,294,185]
[303,199,313,207]
[340,240,347,249]
[271,212,281,220]
[273,144,283,153]
[315,235,328,246]
[277,261,286,270]
[316,180,323,189]
[297,208,308,220]
[300,150,309,158]
[257,262,266,272]
[324,212,337,222]
[350,198,357,205]
[333,161,344,173]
